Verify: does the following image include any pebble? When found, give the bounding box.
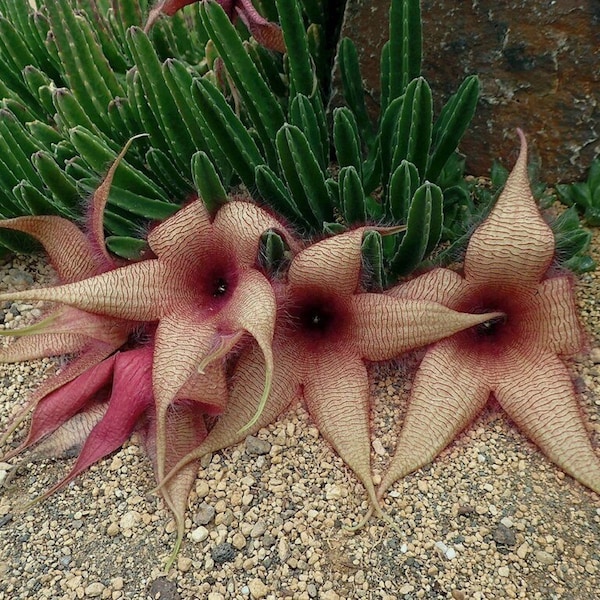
[516,542,530,559]
[148,578,180,600]
[245,435,271,455]
[498,566,510,578]
[190,526,209,543]
[250,520,267,538]
[248,577,268,599]
[119,510,140,530]
[320,591,340,600]
[194,503,216,525]
[590,347,600,363]
[232,532,247,550]
[534,550,555,565]
[399,584,415,595]
[84,582,105,597]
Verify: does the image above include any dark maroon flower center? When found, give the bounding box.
[286,288,349,344]
[211,277,229,298]
[475,313,508,337]
[298,302,334,333]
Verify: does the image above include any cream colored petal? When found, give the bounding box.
[0,216,101,281]
[0,260,171,321]
[288,228,365,296]
[377,338,490,501]
[303,348,379,513]
[353,294,503,361]
[464,130,555,286]
[387,267,466,307]
[524,275,585,356]
[152,314,216,479]
[213,199,297,267]
[147,198,212,262]
[219,269,277,430]
[161,339,302,488]
[495,349,600,495]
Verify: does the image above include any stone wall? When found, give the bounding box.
[336,0,600,181]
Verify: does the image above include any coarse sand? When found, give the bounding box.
[0,231,599,600]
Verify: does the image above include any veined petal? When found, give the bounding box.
[0,343,118,449]
[0,216,100,281]
[0,331,89,363]
[353,294,503,361]
[303,348,379,513]
[152,315,216,479]
[213,199,296,267]
[30,404,108,460]
[141,400,208,570]
[147,199,212,263]
[464,130,555,286]
[0,307,130,350]
[289,228,366,296]
[3,353,117,460]
[387,267,466,306]
[495,349,600,494]
[219,269,277,431]
[177,363,228,416]
[161,340,301,489]
[377,338,490,500]
[0,260,170,321]
[527,275,585,356]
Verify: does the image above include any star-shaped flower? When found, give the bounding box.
[161,228,500,516]
[378,129,599,502]
[145,0,286,52]
[0,196,295,485]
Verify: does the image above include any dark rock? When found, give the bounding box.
[148,577,180,600]
[0,514,13,527]
[493,523,517,546]
[211,542,236,564]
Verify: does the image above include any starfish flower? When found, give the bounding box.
[145,0,286,52]
[0,144,138,447]
[378,129,599,502]
[162,228,501,517]
[0,196,296,484]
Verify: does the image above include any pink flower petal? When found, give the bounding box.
[235,0,285,52]
[387,267,466,305]
[39,348,153,498]
[4,353,117,459]
[1,343,118,450]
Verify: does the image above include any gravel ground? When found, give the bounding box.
[0,232,599,600]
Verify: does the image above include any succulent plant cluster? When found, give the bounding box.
[0,0,598,572]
